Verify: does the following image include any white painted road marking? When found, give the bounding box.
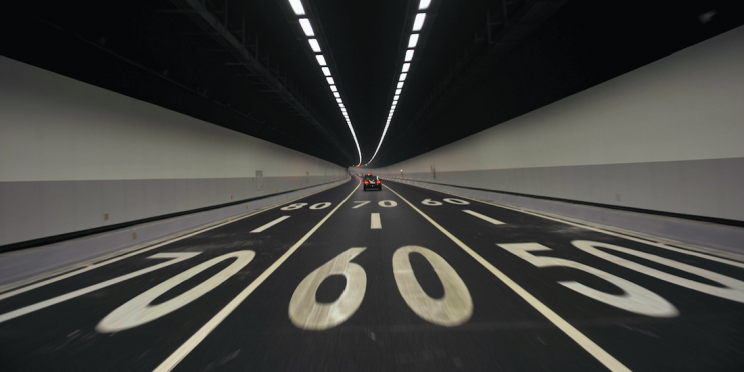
[97,251,255,333]
[371,213,382,229]
[393,245,473,326]
[500,243,678,318]
[353,201,370,209]
[250,216,291,233]
[153,180,361,372]
[289,248,367,330]
[463,210,505,225]
[0,253,201,324]
[385,185,631,372]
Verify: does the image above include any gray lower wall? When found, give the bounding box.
[0,174,345,246]
[378,157,744,222]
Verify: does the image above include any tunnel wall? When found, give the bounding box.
[0,56,346,246]
[368,26,744,222]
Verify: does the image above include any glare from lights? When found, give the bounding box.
[408,34,419,48]
[330,85,337,92]
[326,77,335,85]
[402,63,410,72]
[322,67,331,76]
[308,38,321,52]
[419,0,431,10]
[412,13,426,31]
[299,18,315,36]
[404,49,415,61]
[289,0,306,15]
[316,55,327,66]
[399,73,407,81]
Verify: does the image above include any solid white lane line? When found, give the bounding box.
[385,185,630,372]
[153,180,361,372]
[386,179,744,268]
[371,213,382,229]
[250,216,291,233]
[0,178,353,299]
[463,210,505,225]
[0,253,200,324]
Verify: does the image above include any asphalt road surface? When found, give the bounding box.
[1,176,743,371]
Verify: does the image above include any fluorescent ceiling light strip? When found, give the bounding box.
[289,0,306,15]
[299,18,315,36]
[308,39,321,52]
[412,13,426,31]
[419,0,431,10]
[290,2,362,165]
[397,82,404,88]
[402,63,410,72]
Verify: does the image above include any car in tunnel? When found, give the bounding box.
[363,174,382,191]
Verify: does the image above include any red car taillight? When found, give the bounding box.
[377,181,381,184]
[364,181,369,184]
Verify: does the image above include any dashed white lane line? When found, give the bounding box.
[371,213,382,229]
[385,185,631,372]
[153,180,361,372]
[250,216,291,233]
[463,210,505,225]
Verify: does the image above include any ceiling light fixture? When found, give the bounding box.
[404,49,415,62]
[322,67,331,76]
[289,0,306,15]
[419,0,432,10]
[408,34,419,48]
[308,39,321,52]
[402,63,410,72]
[412,13,426,31]
[299,18,315,36]
[315,55,326,66]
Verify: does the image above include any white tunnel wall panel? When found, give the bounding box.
[0,56,345,246]
[369,26,744,222]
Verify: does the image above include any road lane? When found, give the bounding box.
[384,180,744,372]
[1,175,743,372]
[170,179,608,372]
[0,178,357,372]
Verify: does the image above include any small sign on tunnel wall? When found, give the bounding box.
[431,165,436,180]
[256,170,263,191]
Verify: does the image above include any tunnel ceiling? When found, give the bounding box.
[1,0,742,167]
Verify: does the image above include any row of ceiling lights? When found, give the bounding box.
[288,0,363,166]
[366,0,432,165]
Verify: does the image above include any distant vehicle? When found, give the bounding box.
[363,174,382,191]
